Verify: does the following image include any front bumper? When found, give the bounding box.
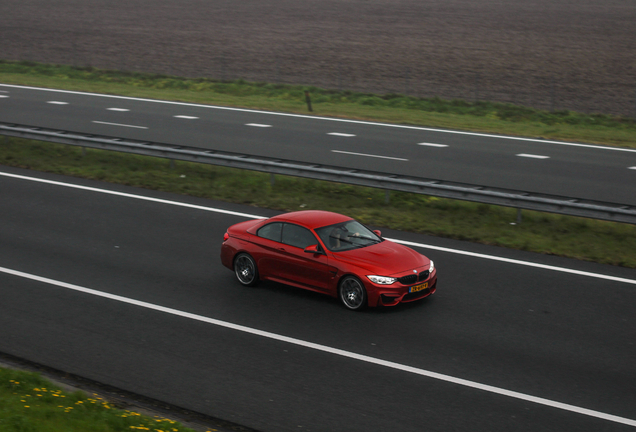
[366,269,437,307]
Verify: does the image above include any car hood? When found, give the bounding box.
[332,240,428,275]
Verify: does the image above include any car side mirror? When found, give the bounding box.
[304,244,323,254]
[373,230,382,237]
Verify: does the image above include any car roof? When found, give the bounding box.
[269,210,353,229]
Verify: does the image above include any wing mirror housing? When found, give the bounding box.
[304,244,323,254]
[373,230,382,237]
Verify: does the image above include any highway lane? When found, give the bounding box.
[1,166,635,432]
[2,83,636,206]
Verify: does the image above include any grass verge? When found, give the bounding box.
[1,60,635,147]
[1,137,634,268]
[0,367,211,432]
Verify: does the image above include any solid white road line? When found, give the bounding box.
[418,142,449,147]
[245,123,272,127]
[517,153,550,159]
[386,238,636,286]
[0,265,634,428]
[0,171,265,220]
[1,170,634,286]
[91,121,148,129]
[331,150,408,161]
[328,132,356,137]
[107,108,130,112]
[47,101,68,105]
[3,83,636,154]
[629,167,636,170]
[174,115,199,119]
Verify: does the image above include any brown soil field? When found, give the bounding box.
[2,0,635,116]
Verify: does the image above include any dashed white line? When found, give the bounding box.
[328,132,356,137]
[629,167,636,170]
[0,265,634,428]
[418,142,449,148]
[91,121,148,129]
[0,95,9,98]
[517,153,550,159]
[2,83,635,154]
[174,115,199,120]
[47,101,68,105]
[332,150,408,161]
[107,108,130,112]
[245,123,272,128]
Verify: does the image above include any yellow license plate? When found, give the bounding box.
[409,282,428,293]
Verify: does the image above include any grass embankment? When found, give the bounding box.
[2,137,635,268]
[0,367,211,432]
[0,60,635,268]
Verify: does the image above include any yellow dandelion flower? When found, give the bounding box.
[24,406,30,408]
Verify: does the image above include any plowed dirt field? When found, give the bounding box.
[2,0,635,116]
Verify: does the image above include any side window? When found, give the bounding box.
[257,222,283,242]
[282,223,318,249]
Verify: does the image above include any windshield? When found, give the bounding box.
[315,220,383,252]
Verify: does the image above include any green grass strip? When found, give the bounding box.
[1,137,634,268]
[1,60,635,147]
[0,367,211,432]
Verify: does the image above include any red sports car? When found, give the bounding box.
[221,210,437,310]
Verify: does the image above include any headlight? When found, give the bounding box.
[367,275,397,285]
[429,260,435,273]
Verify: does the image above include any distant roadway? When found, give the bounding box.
[1,83,636,206]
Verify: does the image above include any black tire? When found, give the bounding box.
[339,276,367,311]
[234,253,259,287]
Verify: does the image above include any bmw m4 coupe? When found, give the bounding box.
[221,210,437,310]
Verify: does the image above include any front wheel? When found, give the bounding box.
[339,276,367,311]
[234,253,259,287]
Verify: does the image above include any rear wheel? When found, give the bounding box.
[339,276,367,311]
[234,253,259,286]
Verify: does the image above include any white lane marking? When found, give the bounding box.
[174,115,199,119]
[0,265,634,428]
[47,101,68,105]
[385,238,636,286]
[517,153,550,159]
[2,83,636,154]
[629,167,636,170]
[0,172,265,219]
[1,170,634,286]
[107,108,130,112]
[328,132,356,137]
[331,150,408,161]
[245,123,272,128]
[418,142,448,147]
[91,121,148,129]
[0,95,9,98]
[0,90,9,92]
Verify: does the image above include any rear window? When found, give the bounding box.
[257,222,283,242]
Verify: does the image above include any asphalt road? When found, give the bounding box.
[2,84,636,206]
[1,166,635,432]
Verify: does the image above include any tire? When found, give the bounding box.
[339,276,367,311]
[234,253,259,287]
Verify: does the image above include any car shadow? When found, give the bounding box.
[256,279,434,314]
